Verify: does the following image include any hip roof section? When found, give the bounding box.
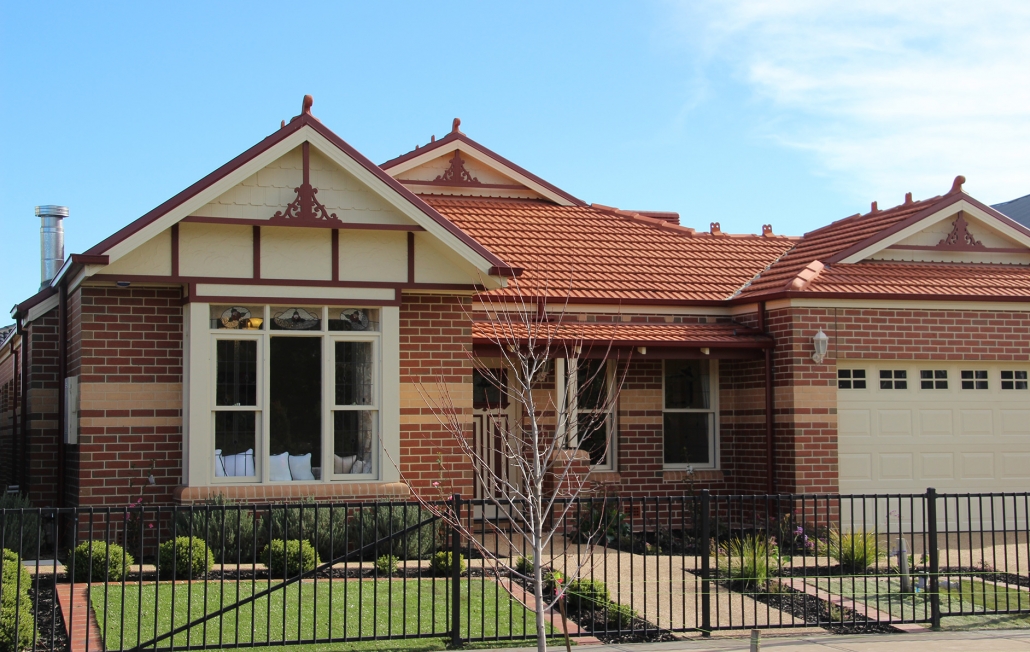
[423,196,795,303]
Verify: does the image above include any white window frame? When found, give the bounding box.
[562,358,617,472]
[662,359,719,470]
[193,304,390,485]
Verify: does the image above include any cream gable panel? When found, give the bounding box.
[870,210,1030,264]
[338,231,407,283]
[261,226,331,281]
[414,232,482,284]
[179,223,253,278]
[395,148,545,200]
[103,229,172,276]
[195,147,419,226]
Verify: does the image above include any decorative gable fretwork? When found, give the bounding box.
[936,212,984,251]
[269,141,343,227]
[433,151,481,186]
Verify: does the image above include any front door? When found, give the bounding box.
[472,368,519,518]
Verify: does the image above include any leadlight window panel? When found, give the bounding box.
[1002,371,1029,390]
[920,370,948,389]
[216,340,257,406]
[329,308,379,332]
[961,370,988,390]
[270,306,322,331]
[473,369,507,409]
[879,369,908,390]
[210,305,264,330]
[335,342,373,406]
[838,369,866,389]
[665,360,711,409]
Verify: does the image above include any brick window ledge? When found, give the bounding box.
[587,471,621,484]
[662,469,724,483]
[174,482,410,504]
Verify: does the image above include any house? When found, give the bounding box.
[994,193,1030,229]
[2,97,1029,510]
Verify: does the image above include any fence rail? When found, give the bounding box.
[2,489,1029,650]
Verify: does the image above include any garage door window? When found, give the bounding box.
[838,369,866,389]
[961,370,988,390]
[1001,371,1028,390]
[920,370,948,389]
[879,370,907,390]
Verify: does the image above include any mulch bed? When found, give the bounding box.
[28,584,69,652]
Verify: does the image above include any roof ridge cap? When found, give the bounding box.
[729,240,800,299]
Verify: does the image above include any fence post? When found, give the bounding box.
[926,487,941,630]
[700,489,711,637]
[451,493,462,647]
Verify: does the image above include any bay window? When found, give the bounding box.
[663,359,717,468]
[207,304,380,483]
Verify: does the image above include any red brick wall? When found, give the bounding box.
[399,294,474,495]
[0,344,18,491]
[75,286,184,507]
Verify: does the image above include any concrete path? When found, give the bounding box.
[480,628,1030,651]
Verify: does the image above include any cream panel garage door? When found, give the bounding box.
[837,362,1030,494]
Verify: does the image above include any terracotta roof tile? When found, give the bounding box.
[738,195,946,298]
[807,261,1030,297]
[423,196,794,303]
[472,321,771,347]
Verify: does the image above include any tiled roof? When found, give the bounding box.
[994,192,1030,229]
[806,261,1030,298]
[423,196,795,303]
[737,195,946,298]
[472,321,771,347]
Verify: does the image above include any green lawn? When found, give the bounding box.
[802,575,1030,630]
[90,579,553,650]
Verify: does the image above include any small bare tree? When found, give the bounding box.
[396,279,628,652]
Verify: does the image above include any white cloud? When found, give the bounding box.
[667,0,1030,205]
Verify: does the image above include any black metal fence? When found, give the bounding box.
[2,490,1029,650]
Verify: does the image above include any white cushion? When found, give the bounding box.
[222,449,254,477]
[334,454,357,474]
[269,452,292,482]
[215,450,226,477]
[288,453,315,481]
[361,459,373,474]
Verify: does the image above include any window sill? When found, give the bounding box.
[662,469,723,483]
[174,481,410,504]
[587,470,621,484]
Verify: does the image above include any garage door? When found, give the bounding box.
[837,362,1030,495]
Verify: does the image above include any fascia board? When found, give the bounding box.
[385,142,575,207]
[26,294,59,323]
[304,130,505,286]
[837,199,1030,264]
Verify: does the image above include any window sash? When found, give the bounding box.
[663,360,717,469]
[565,359,617,471]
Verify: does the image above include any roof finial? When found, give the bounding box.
[904,192,913,204]
[762,224,774,237]
[451,117,461,134]
[302,94,314,116]
[431,135,436,142]
[950,175,966,194]
[870,201,878,213]
[710,222,722,236]
[281,120,285,129]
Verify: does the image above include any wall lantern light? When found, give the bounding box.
[811,329,829,363]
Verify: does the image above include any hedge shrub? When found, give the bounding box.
[429,551,465,577]
[0,495,39,561]
[564,579,610,611]
[0,549,34,652]
[158,536,213,580]
[262,540,319,578]
[267,502,347,562]
[72,541,133,583]
[175,495,258,563]
[348,504,436,560]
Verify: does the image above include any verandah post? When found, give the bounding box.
[926,487,941,630]
[451,493,462,647]
[700,489,711,637]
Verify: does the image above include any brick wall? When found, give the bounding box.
[399,293,474,495]
[0,346,17,490]
[26,309,60,506]
[75,286,184,507]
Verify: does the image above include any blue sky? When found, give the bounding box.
[2,1,1029,314]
